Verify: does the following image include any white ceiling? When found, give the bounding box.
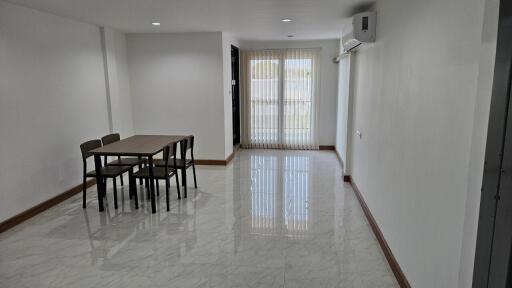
[6,0,374,40]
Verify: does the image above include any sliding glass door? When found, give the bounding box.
[242,48,320,150]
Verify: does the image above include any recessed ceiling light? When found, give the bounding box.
[281,18,293,22]
[151,22,161,26]
[287,35,294,38]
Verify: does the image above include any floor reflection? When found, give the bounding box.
[283,155,310,238]
[250,154,278,235]
[248,153,311,238]
[0,149,399,288]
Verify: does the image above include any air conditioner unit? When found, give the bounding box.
[342,12,376,52]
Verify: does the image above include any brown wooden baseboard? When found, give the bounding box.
[348,178,411,288]
[194,159,227,165]
[196,145,240,166]
[319,145,336,150]
[226,144,240,164]
[224,151,235,164]
[332,148,408,287]
[0,179,96,234]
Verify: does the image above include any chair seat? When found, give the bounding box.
[154,158,193,168]
[132,167,177,179]
[86,165,132,178]
[107,157,145,167]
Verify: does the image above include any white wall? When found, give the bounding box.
[126,32,226,160]
[103,28,135,137]
[239,39,339,146]
[222,33,240,158]
[0,1,111,222]
[346,0,495,287]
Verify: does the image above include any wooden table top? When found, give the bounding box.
[90,135,186,157]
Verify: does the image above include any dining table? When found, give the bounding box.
[90,134,187,213]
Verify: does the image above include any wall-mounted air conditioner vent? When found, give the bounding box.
[342,12,376,52]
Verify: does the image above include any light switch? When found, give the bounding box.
[356,130,362,139]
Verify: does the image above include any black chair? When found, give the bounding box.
[80,140,137,210]
[131,141,181,211]
[101,133,146,186]
[155,135,197,198]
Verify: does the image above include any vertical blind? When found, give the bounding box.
[241,48,321,150]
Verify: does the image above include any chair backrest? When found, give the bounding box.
[181,135,194,159]
[163,141,179,170]
[101,133,120,146]
[80,139,102,161]
[186,135,194,151]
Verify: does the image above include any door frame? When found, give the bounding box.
[473,0,512,286]
[231,45,241,145]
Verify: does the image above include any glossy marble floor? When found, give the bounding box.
[0,149,398,288]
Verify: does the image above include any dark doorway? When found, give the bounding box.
[232,45,241,145]
[473,0,512,287]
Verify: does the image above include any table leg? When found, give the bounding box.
[94,155,104,212]
[138,157,143,186]
[148,156,156,213]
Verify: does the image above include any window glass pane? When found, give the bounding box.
[283,57,313,144]
[250,59,280,144]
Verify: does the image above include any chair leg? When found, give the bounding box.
[130,172,138,210]
[129,178,133,200]
[118,157,124,187]
[138,162,143,186]
[113,178,118,210]
[102,179,107,198]
[192,163,198,189]
[146,178,150,200]
[82,176,87,208]
[175,173,181,200]
[128,170,133,199]
[182,168,187,198]
[133,181,139,209]
[165,178,170,211]
[156,180,160,197]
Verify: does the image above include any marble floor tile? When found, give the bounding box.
[0,149,398,288]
